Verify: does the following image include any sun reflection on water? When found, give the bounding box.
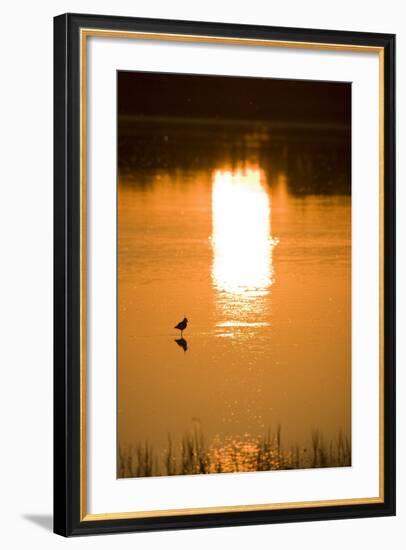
[211,165,278,327]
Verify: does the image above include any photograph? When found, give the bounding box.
[0,0,399,545]
[117,71,352,478]
[51,10,395,537]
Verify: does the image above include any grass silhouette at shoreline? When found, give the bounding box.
[118,426,351,478]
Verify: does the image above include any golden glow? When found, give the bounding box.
[211,166,277,300]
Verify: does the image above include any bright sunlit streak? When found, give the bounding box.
[211,166,277,301]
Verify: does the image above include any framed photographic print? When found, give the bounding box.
[54,13,396,536]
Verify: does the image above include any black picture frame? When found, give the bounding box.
[54,12,396,537]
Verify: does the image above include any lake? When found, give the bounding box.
[117,119,351,476]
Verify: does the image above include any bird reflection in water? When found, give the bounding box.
[174,338,188,353]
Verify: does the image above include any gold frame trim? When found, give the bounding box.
[79,28,385,521]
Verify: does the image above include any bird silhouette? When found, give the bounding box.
[174,338,188,353]
[174,317,188,337]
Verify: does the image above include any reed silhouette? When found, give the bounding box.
[118,425,351,478]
